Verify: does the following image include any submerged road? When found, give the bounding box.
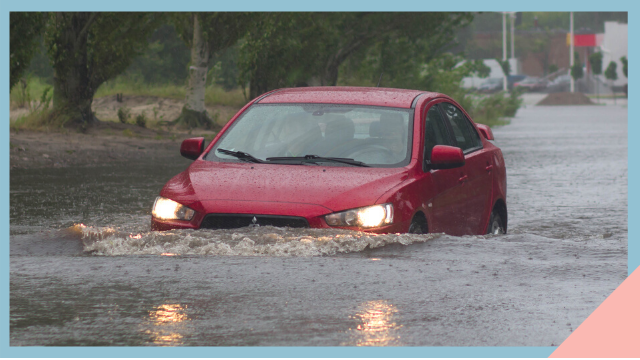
[10,103,627,346]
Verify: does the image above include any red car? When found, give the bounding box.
[152,87,507,235]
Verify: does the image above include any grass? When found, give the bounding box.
[95,76,247,107]
[10,77,52,110]
[464,91,522,128]
[11,108,64,131]
[586,93,628,99]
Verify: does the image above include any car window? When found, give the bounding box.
[440,103,482,152]
[206,104,413,167]
[424,104,452,162]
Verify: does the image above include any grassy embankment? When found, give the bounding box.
[11,76,520,130]
[10,76,246,131]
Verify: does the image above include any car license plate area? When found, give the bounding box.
[200,214,309,229]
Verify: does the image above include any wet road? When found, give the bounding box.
[10,104,627,346]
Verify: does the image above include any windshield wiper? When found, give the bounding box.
[217,148,265,164]
[266,154,370,167]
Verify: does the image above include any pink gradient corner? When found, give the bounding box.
[550,267,640,358]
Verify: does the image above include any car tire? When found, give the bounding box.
[486,210,506,235]
[408,216,428,234]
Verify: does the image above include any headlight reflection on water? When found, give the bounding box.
[143,304,190,346]
[345,300,403,346]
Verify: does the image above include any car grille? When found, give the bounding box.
[200,214,309,229]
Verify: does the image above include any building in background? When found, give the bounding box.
[600,21,627,87]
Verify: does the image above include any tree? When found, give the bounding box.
[604,61,618,104]
[620,56,628,98]
[604,61,618,81]
[44,12,164,128]
[125,24,191,85]
[172,13,252,129]
[589,51,603,102]
[571,51,583,83]
[571,64,583,82]
[10,12,47,89]
[589,52,603,75]
[497,59,511,77]
[238,12,474,100]
[238,13,321,99]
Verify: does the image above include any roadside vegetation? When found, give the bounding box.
[10,12,525,133]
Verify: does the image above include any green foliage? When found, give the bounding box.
[548,64,558,74]
[135,112,147,128]
[35,86,53,112]
[589,52,603,75]
[571,64,584,81]
[12,79,31,109]
[208,45,240,90]
[471,90,523,127]
[124,24,190,84]
[239,12,474,99]
[10,12,47,89]
[496,59,510,76]
[44,12,165,126]
[117,107,131,123]
[172,13,254,55]
[605,61,618,81]
[620,56,627,78]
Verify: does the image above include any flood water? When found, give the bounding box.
[10,104,627,346]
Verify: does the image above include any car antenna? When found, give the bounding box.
[377,72,383,87]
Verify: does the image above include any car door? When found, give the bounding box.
[440,102,493,235]
[421,104,468,235]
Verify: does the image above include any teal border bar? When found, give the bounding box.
[627,5,637,276]
[4,346,555,358]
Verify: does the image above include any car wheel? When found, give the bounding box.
[486,210,505,235]
[408,216,428,234]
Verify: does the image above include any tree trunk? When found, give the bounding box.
[175,14,214,129]
[51,13,99,128]
[249,60,271,100]
[321,38,369,86]
[322,62,340,86]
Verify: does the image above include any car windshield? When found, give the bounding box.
[205,104,413,167]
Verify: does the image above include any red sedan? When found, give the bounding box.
[152,87,507,235]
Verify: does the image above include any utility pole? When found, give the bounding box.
[510,12,515,60]
[503,12,508,91]
[570,11,575,93]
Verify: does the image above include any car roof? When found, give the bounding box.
[257,87,441,109]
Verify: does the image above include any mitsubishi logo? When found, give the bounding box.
[252,216,258,225]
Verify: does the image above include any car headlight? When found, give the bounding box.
[325,204,393,228]
[152,196,195,221]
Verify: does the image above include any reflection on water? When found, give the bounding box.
[345,300,403,346]
[143,304,189,346]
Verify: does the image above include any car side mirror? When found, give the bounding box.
[476,124,494,140]
[430,145,465,170]
[180,137,205,160]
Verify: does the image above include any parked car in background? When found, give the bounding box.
[513,76,548,92]
[477,78,503,93]
[507,75,526,90]
[477,75,529,93]
[152,87,508,236]
[545,75,571,93]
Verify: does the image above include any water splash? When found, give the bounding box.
[78,224,440,257]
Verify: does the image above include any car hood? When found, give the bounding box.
[161,160,410,212]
